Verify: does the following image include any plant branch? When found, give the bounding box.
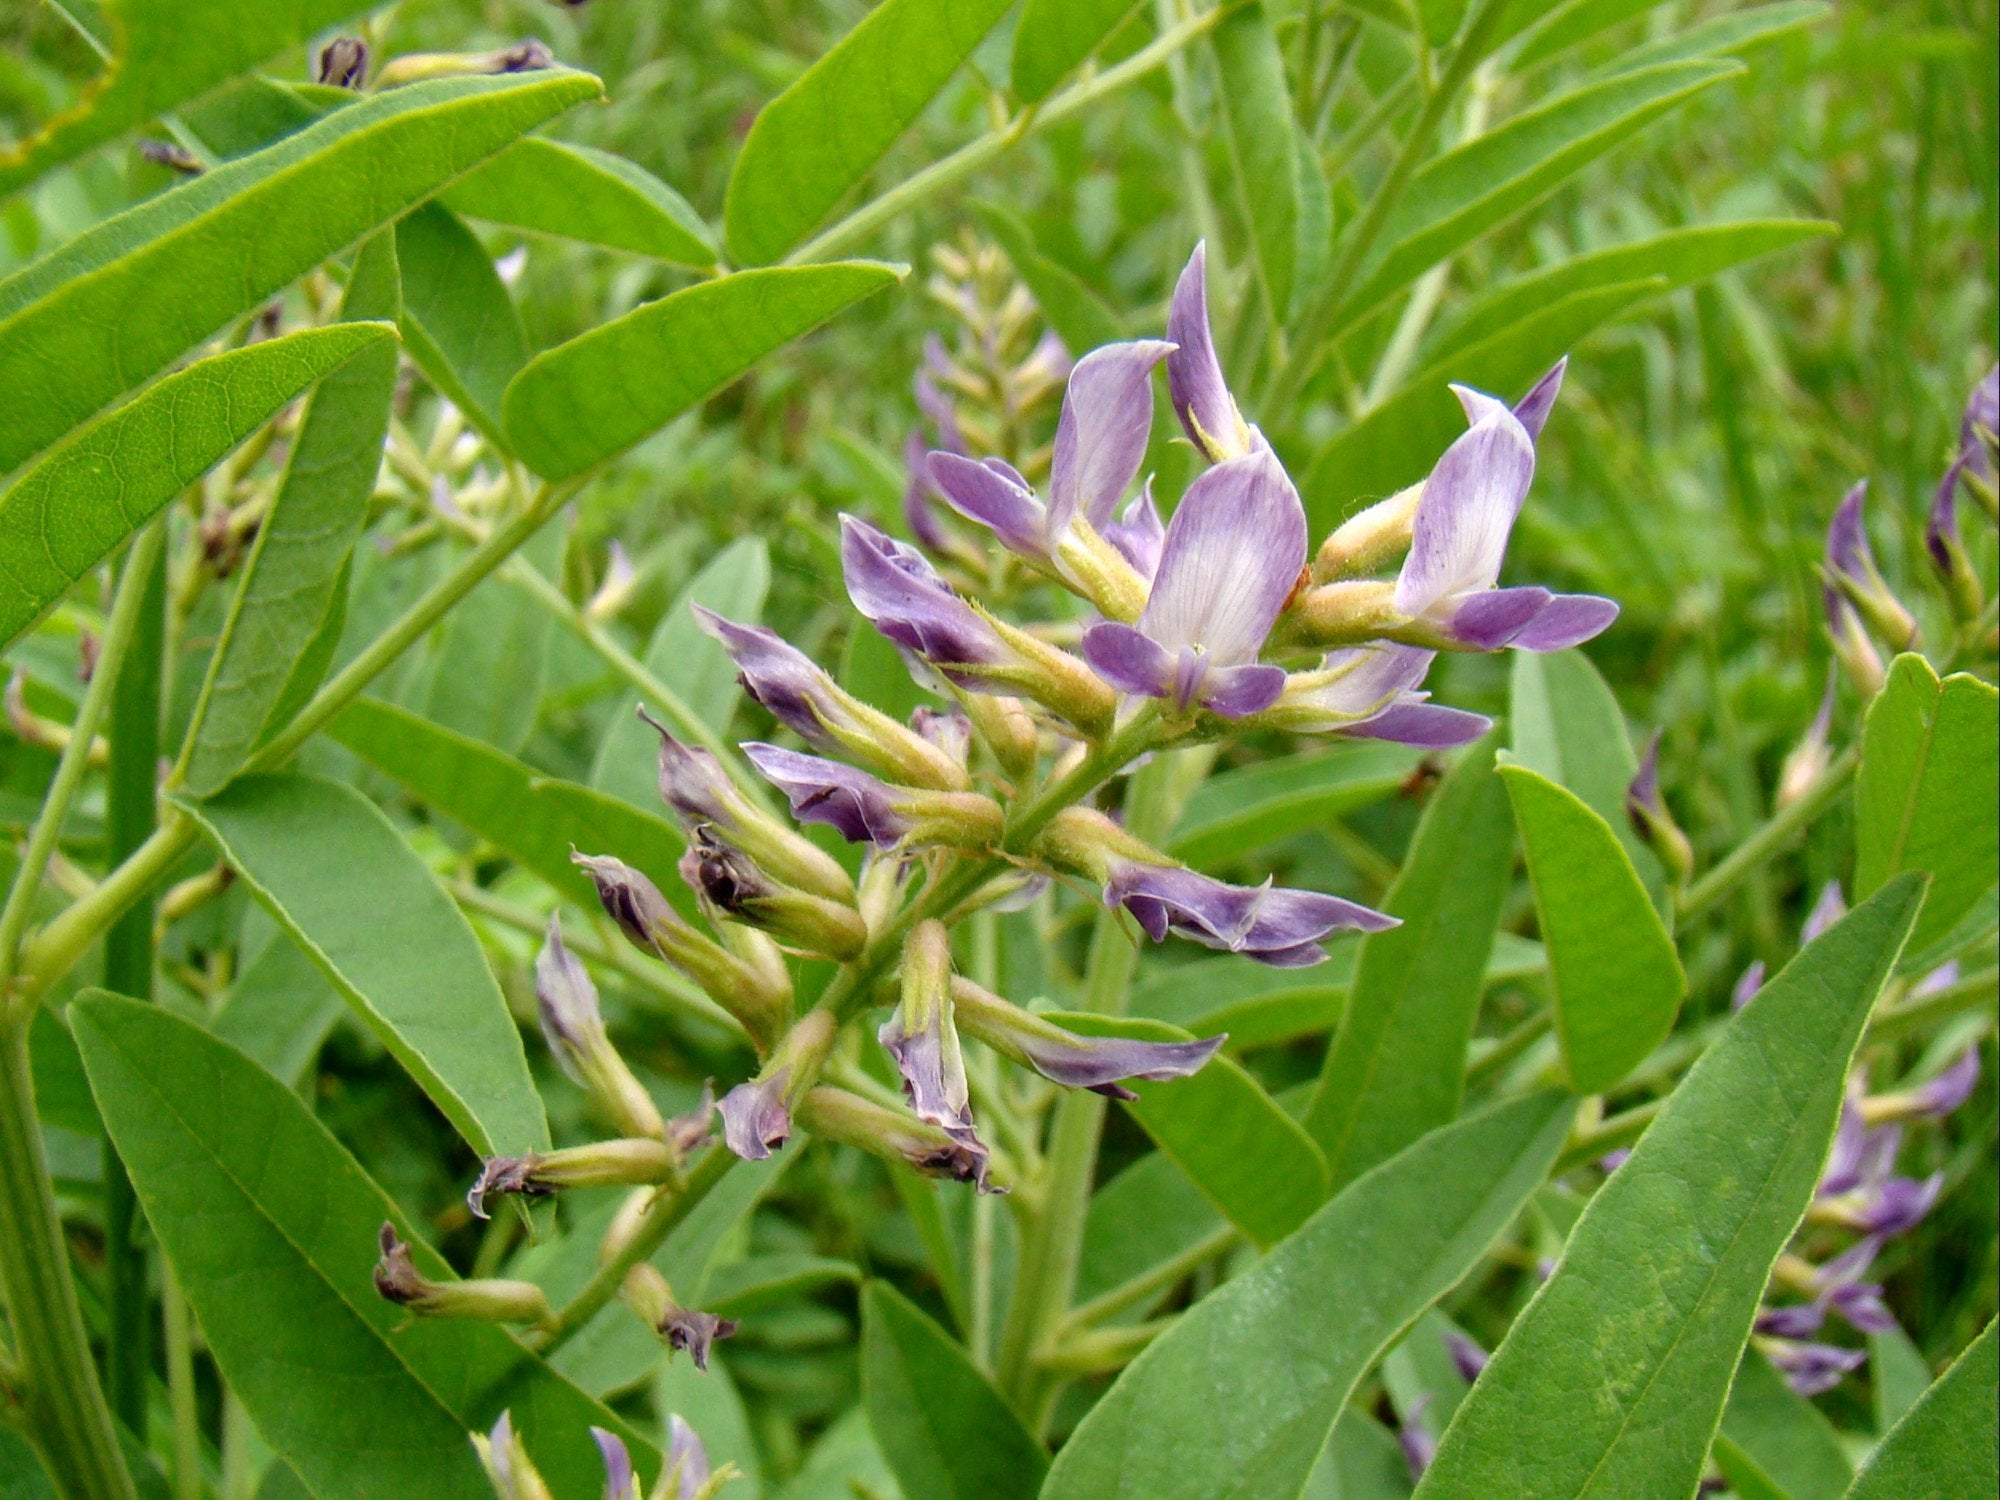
[1679,746,1859,921]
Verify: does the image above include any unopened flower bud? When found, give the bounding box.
[961,692,1040,779]
[1624,732,1693,887]
[373,1223,553,1326]
[1823,483,1918,672]
[1311,483,1422,583]
[1050,516,1151,623]
[1278,580,1405,649]
[375,40,554,87]
[743,743,1003,853]
[1929,366,1998,616]
[466,1139,678,1219]
[473,1413,554,1500]
[536,914,666,1140]
[679,829,868,961]
[694,608,969,791]
[316,36,369,88]
[1776,669,1837,809]
[1445,1331,1489,1383]
[949,977,1224,1098]
[642,709,856,905]
[797,1085,1001,1193]
[717,1009,837,1161]
[909,706,971,768]
[621,1264,739,1370]
[877,924,994,1170]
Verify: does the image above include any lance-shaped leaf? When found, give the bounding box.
[1411,876,1926,1500]
[397,202,529,446]
[1326,60,1738,339]
[179,234,400,796]
[1845,1320,1997,1500]
[1167,741,1422,866]
[1044,1091,1574,1500]
[71,993,654,1499]
[176,773,548,1158]
[1854,654,2000,955]
[0,69,599,473]
[329,698,694,919]
[1305,741,1515,1189]
[1058,1013,1328,1248]
[1011,0,1146,101]
[1499,763,1684,1094]
[1593,1,1827,78]
[590,536,770,812]
[722,0,1013,265]
[444,138,715,266]
[0,323,394,650]
[502,262,903,478]
[1213,5,1302,319]
[0,0,371,195]
[862,1283,1047,1500]
[419,524,562,756]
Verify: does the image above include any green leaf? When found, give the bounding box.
[1304,1410,1414,1500]
[1498,764,1683,1094]
[1714,1349,1853,1500]
[1509,648,1667,916]
[1077,1148,1227,1308]
[968,201,1124,354]
[178,234,401,796]
[722,0,1013,265]
[1845,1320,1997,1500]
[0,0,371,196]
[396,202,529,446]
[1011,0,1144,102]
[502,263,903,479]
[1412,877,1926,1500]
[329,697,694,919]
[1301,279,1662,528]
[776,1408,904,1500]
[175,773,548,1157]
[0,324,393,651]
[1044,1092,1574,1500]
[1867,1319,1935,1434]
[0,70,599,473]
[1506,0,1672,71]
[1305,742,1515,1189]
[1426,220,1836,368]
[704,1254,861,1318]
[1167,741,1422,866]
[211,918,347,1090]
[590,537,770,811]
[1329,61,1737,338]
[70,993,654,1499]
[862,1283,1046,1500]
[1599,2,1827,77]
[1855,654,2000,955]
[444,138,716,266]
[1214,5,1302,319]
[1057,1013,1330,1248]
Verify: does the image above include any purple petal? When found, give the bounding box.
[1445,1332,1489,1384]
[1766,1340,1865,1397]
[1104,482,1166,581]
[1167,243,1252,462]
[1105,861,1396,966]
[1628,730,1665,823]
[1913,1046,1980,1117]
[1802,882,1847,944]
[1756,1303,1827,1339]
[841,515,1006,671]
[1348,701,1492,748]
[593,1428,637,1500]
[1395,410,1536,616]
[1081,621,1178,699]
[1511,358,1567,441]
[902,430,956,554]
[1730,960,1766,1012]
[877,1005,974,1138]
[1509,593,1619,651]
[1443,586,1551,649]
[1398,1395,1437,1482]
[926,451,1048,559]
[742,742,908,846]
[1857,1173,1942,1236]
[1828,1280,1896,1335]
[1016,1029,1225,1099]
[1140,448,1307,662]
[1826,481,1872,580]
[1199,662,1287,718]
[665,1415,712,1500]
[535,913,605,1081]
[644,709,740,827]
[1049,339,1172,537]
[693,607,843,750]
[915,335,964,451]
[719,1072,791,1160]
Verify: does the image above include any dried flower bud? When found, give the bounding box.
[535,914,665,1140]
[621,1264,739,1371]
[375,40,555,87]
[316,36,370,88]
[797,1085,1002,1193]
[679,828,868,961]
[950,977,1222,1099]
[717,1010,837,1162]
[466,1139,678,1219]
[138,140,203,174]
[374,1224,552,1326]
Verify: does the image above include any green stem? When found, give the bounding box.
[1060,1223,1236,1333]
[101,520,166,1438]
[1678,746,1859,921]
[1463,1009,1553,1088]
[162,1266,201,1500]
[1038,1315,1176,1377]
[1554,1098,1662,1174]
[1260,0,1510,424]
[1868,967,1998,1045]
[786,3,1239,266]
[0,1022,140,1500]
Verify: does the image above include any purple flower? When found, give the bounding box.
[1850,1172,1944,1237]
[569,852,677,959]
[664,1415,714,1500]
[1081,449,1304,717]
[877,923,985,1153]
[1764,1339,1866,1398]
[534,913,608,1078]
[1262,643,1490,746]
[643,707,741,827]
[1730,960,1766,1012]
[915,334,965,453]
[473,1413,549,1500]
[1103,858,1396,967]
[592,1428,639,1500]
[1824,481,1917,658]
[1398,1394,1437,1482]
[1104,481,1166,582]
[1392,400,1617,652]
[1802,882,1847,945]
[719,1070,792,1161]
[1929,364,1998,575]
[1167,243,1258,463]
[925,453,1048,560]
[1445,1331,1489,1383]
[950,977,1223,1100]
[693,608,848,747]
[903,429,958,555]
[841,515,1009,679]
[1912,1045,1980,1118]
[742,742,909,846]
[1756,1302,1827,1340]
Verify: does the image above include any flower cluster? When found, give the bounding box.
[1737,885,1980,1395]
[470,1410,737,1500]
